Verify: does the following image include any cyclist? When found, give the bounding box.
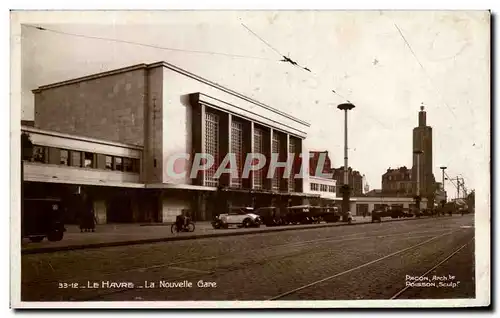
[175,213,186,232]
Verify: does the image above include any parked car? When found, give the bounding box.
[317,206,341,223]
[23,198,66,242]
[390,208,405,219]
[212,207,262,229]
[285,205,314,225]
[255,207,284,227]
[371,210,382,223]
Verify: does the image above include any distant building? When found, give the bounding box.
[305,176,337,205]
[381,166,413,197]
[361,174,368,195]
[309,150,333,177]
[363,180,370,194]
[332,166,364,197]
[412,106,436,205]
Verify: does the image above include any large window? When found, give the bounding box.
[272,133,280,191]
[115,157,123,171]
[132,158,140,173]
[230,120,243,188]
[310,183,319,191]
[253,128,264,189]
[27,143,140,174]
[124,157,134,172]
[60,149,69,165]
[105,156,113,170]
[70,151,81,167]
[32,146,46,163]
[84,152,94,168]
[205,112,220,187]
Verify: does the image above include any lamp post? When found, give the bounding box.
[413,150,424,212]
[440,166,447,207]
[337,102,355,222]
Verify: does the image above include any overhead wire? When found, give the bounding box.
[240,20,312,73]
[240,20,391,130]
[240,22,283,57]
[393,23,457,119]
[23,24,276,62]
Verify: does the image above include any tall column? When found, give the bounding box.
[190,99,206,186]
[264,128,273,190]
[219,112,231,187]
[280,133,290,192]
[294,138,303,193]
[242,120,253,189]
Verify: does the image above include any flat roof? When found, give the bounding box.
[32,61,310,128]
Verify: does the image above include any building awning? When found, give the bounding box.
[145,183,217,191]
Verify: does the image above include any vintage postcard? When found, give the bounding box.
[10,10,490,309]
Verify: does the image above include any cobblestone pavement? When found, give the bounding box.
[20,215,475,302]
[21,216,374,252]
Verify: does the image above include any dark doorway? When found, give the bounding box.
[106,192,133,223]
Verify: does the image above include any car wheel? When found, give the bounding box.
[47,230,64,242]
[187,222,195,232]
[243,218,252,228]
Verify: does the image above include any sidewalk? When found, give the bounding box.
[20,216,407,254]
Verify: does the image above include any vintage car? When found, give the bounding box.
[254,207,284,227]
[371,209,382,223]
[285,205,315,225]
[23,198,66,242]
[212,207,262,229]
[315,206,341,223]
[390,207,406,219]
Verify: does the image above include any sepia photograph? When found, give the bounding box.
[10,9,490,308]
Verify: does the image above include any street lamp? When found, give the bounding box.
[337,102,355,222]
[413,150,424,211]
[440,166,447,207]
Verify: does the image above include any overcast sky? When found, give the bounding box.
[17,11,490,195]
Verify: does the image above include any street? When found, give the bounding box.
[21,215,475,302]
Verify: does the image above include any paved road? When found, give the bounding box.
[21,215,475,302]
[21,216,372,253]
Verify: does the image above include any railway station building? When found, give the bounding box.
[23,61,320,224]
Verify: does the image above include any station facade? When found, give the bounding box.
[24,61,320,223]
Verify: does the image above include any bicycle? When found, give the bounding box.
[171,220,196,233]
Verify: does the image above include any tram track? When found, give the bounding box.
[266,230,459,300]
[24,225,452,286]
[75,230,456,301]
[21,217,474,301]
[24,216,454,282]
[389,238,475,300]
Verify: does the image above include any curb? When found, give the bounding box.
[21,216,438,255]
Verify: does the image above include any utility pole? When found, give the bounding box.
[440,166,447,207]
[337,102,355,222]
[413,150,424,212]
